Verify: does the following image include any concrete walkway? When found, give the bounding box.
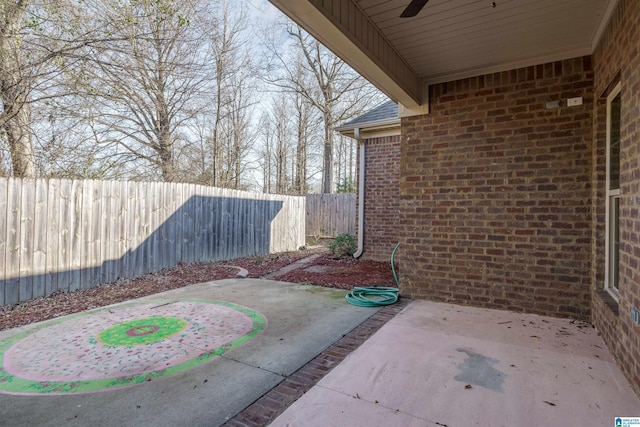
[0,279,379,426]
[271,300,640,426]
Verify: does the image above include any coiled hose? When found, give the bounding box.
[346,243,400,307]
[345,286,399,307]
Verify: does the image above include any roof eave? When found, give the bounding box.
[268,0,423,108]
[336,118,401,139]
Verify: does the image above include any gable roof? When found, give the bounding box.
[335,100,400,139]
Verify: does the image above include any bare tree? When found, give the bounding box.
[60,0,215,182]
[0,1,36,177]
[272,93,292,194]
[335,134,356,193]
[260,113,273,193]
[0,0,124,178]
[207,2,258,189]
[264,24,383,193]
[291,69,319,194]
[210,0,243,186]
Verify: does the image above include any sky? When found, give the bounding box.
[246,0,284,21]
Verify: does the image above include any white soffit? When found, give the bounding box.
[269,0,619,104]
[357,0,619,84]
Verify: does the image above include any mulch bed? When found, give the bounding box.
[0,249,395,332]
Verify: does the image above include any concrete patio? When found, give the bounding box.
[271,300,640,426]
[0,279,379,426]
[0,280,638,426]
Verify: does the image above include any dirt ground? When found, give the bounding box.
[0,245,396,331]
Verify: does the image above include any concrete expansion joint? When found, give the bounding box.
[220,355,286,378]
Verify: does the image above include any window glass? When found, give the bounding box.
[609,92,621,190]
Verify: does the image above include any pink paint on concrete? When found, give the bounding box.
[272,300,640,426]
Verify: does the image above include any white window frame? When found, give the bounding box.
[605,82,621,299]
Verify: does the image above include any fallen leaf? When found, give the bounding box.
[2,248,395,332]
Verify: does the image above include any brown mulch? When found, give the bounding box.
[0,248,395,332]
[275,255,396,290]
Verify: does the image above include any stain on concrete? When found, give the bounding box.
[454,348,506,393]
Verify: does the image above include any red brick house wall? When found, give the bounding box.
[357,135,401,262]
[399,56,594,319]
[591,0,640,395]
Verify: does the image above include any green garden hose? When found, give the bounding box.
[346,243,401,307]
[391,242,400,287]
[345,286,399,307]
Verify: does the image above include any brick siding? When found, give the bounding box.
[591,0,640,396]
[399,57,594,319]
[358,135,401,262]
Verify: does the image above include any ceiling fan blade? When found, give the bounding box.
[400,0,429,17]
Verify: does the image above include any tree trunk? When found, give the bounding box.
[321,110,333,193]
[1,1,36,178]
[155,95,174,181]
[295,108,307,194]
[4,108,36,177]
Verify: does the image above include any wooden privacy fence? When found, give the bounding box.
[0,178,305,306]
[305,194,356,238]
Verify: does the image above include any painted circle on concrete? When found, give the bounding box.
[98,317,187,346]
[0,299,266,395]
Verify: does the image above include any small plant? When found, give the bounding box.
[306,234,320,246]
[329,233,356,259]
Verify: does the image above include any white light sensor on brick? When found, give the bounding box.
[567,97,583,107]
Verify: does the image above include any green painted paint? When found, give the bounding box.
[0,299,267,395]
[98,316,187,346]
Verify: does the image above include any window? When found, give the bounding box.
[605,82,621,297]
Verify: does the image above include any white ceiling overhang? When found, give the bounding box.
[268,0,619,110]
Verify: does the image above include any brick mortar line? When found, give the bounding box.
[223,297,411,427]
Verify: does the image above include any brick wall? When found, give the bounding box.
[399,57,594,319]
[357,135,401,262]
[591,0,640,396]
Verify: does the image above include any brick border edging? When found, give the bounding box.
[224,297,411,427]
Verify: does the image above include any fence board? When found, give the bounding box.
[138,181,149,274]
[102,181,115,283]
[116,180,128,280]
[305,194,356,238]
[142,181,152,274]
[32,180,48,298]
[45,179,60,295]
[58,180,72,291]
[125,181,137,278]
[194,187,204,262]
[149,182,160,271]
[79,180,93,289]
[0,180,7,305]
[69,180,83,291]
[19,179,35,301]
[183,184,195,263]
[0,178,305,305]
[5,179,21,305]
[90,181,103,287]
[163,183,175,269]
